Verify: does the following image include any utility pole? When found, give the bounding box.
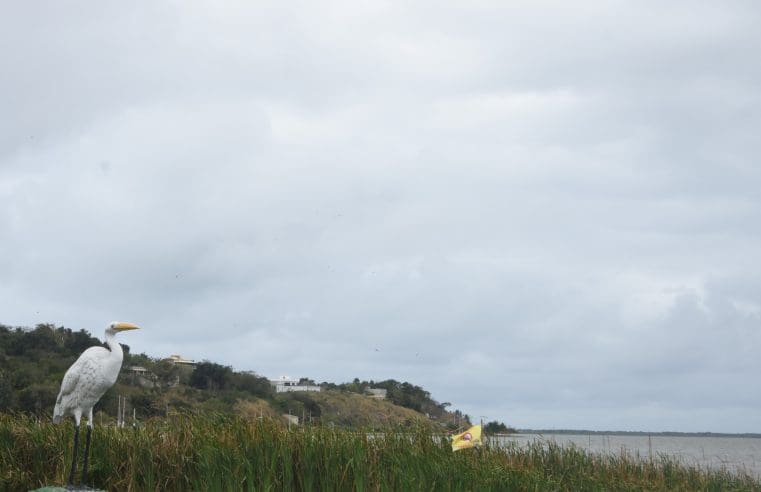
[118,396,127,428]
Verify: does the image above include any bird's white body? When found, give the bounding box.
[53,323,138,427]
[53,340,124,425]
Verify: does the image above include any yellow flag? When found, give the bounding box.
[451,424,482,451]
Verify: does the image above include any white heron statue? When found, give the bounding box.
[53,321,140,486]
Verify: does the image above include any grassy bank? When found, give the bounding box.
[1,414,758,491]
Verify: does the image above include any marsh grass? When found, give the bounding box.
[1,413,759,491]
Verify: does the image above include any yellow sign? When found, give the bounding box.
[451,424,482,451]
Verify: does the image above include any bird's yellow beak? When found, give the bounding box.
[113,322,140,331]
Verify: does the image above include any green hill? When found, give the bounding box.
[0,323,473,430]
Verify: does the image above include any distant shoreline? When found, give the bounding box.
[515,429,761,438]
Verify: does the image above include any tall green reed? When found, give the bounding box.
[1,413,759,491]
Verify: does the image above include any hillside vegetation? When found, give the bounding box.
[0,323,475,430]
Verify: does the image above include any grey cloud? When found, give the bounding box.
[2,1,760,432]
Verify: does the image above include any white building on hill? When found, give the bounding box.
[269,376,321,393]
[166,354,196,366]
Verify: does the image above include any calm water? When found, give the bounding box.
[492,433,761,477]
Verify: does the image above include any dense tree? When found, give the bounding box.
[189,361,233,391]
[151,359,181,388]
[130,392,164,418]
[63,328,101,354]
[230,371,272,398]
[0,370,14,411]
[0,324,124,415]
[290,392,321,417]
[484,420,516,434]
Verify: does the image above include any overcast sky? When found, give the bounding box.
[2,1,760,432]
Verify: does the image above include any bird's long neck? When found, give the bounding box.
[104,329,124,362]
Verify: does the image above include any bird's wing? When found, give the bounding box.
[56,347,105,402]
[57,363,81,404]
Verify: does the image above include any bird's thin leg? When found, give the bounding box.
[81,421,93,486]
[67,421,80,486]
